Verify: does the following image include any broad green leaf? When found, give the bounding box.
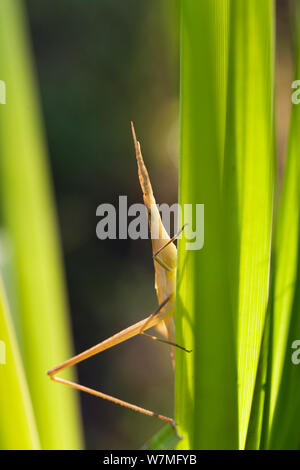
[175,0,238,450]
[0,0,82,449]
[0,277,40,449]
[224,0,275,448]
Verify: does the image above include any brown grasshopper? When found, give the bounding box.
[47,122,189,431]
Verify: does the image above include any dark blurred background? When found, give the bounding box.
[26,0,179,449]
[25,0,293,450]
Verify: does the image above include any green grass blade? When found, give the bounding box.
[224,0,275,448]
[268,4,300,433]
[175,0,238,450]
[143,425,180,451]
[268,221,300,449]
[0,0,82,449]
[0,277,40,449]
[267,5,300,449]
[245,286,272,449]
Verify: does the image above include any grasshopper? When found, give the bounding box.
[47,122,190,431]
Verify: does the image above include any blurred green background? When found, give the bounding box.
[25,0,179,449]
[0,0,296,450]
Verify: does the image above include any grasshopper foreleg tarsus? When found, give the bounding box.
[139,296,171,333]
[153,223,188,261]
[139,295,192,353]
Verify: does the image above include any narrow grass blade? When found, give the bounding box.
[245,284,272,449]
[0,0,82,449]
[224,0,275,448]
[268,219,300,449]
[268,3,300,432]
[0,277,40,449]
[175,0,238,450]
[267,5,300,449]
